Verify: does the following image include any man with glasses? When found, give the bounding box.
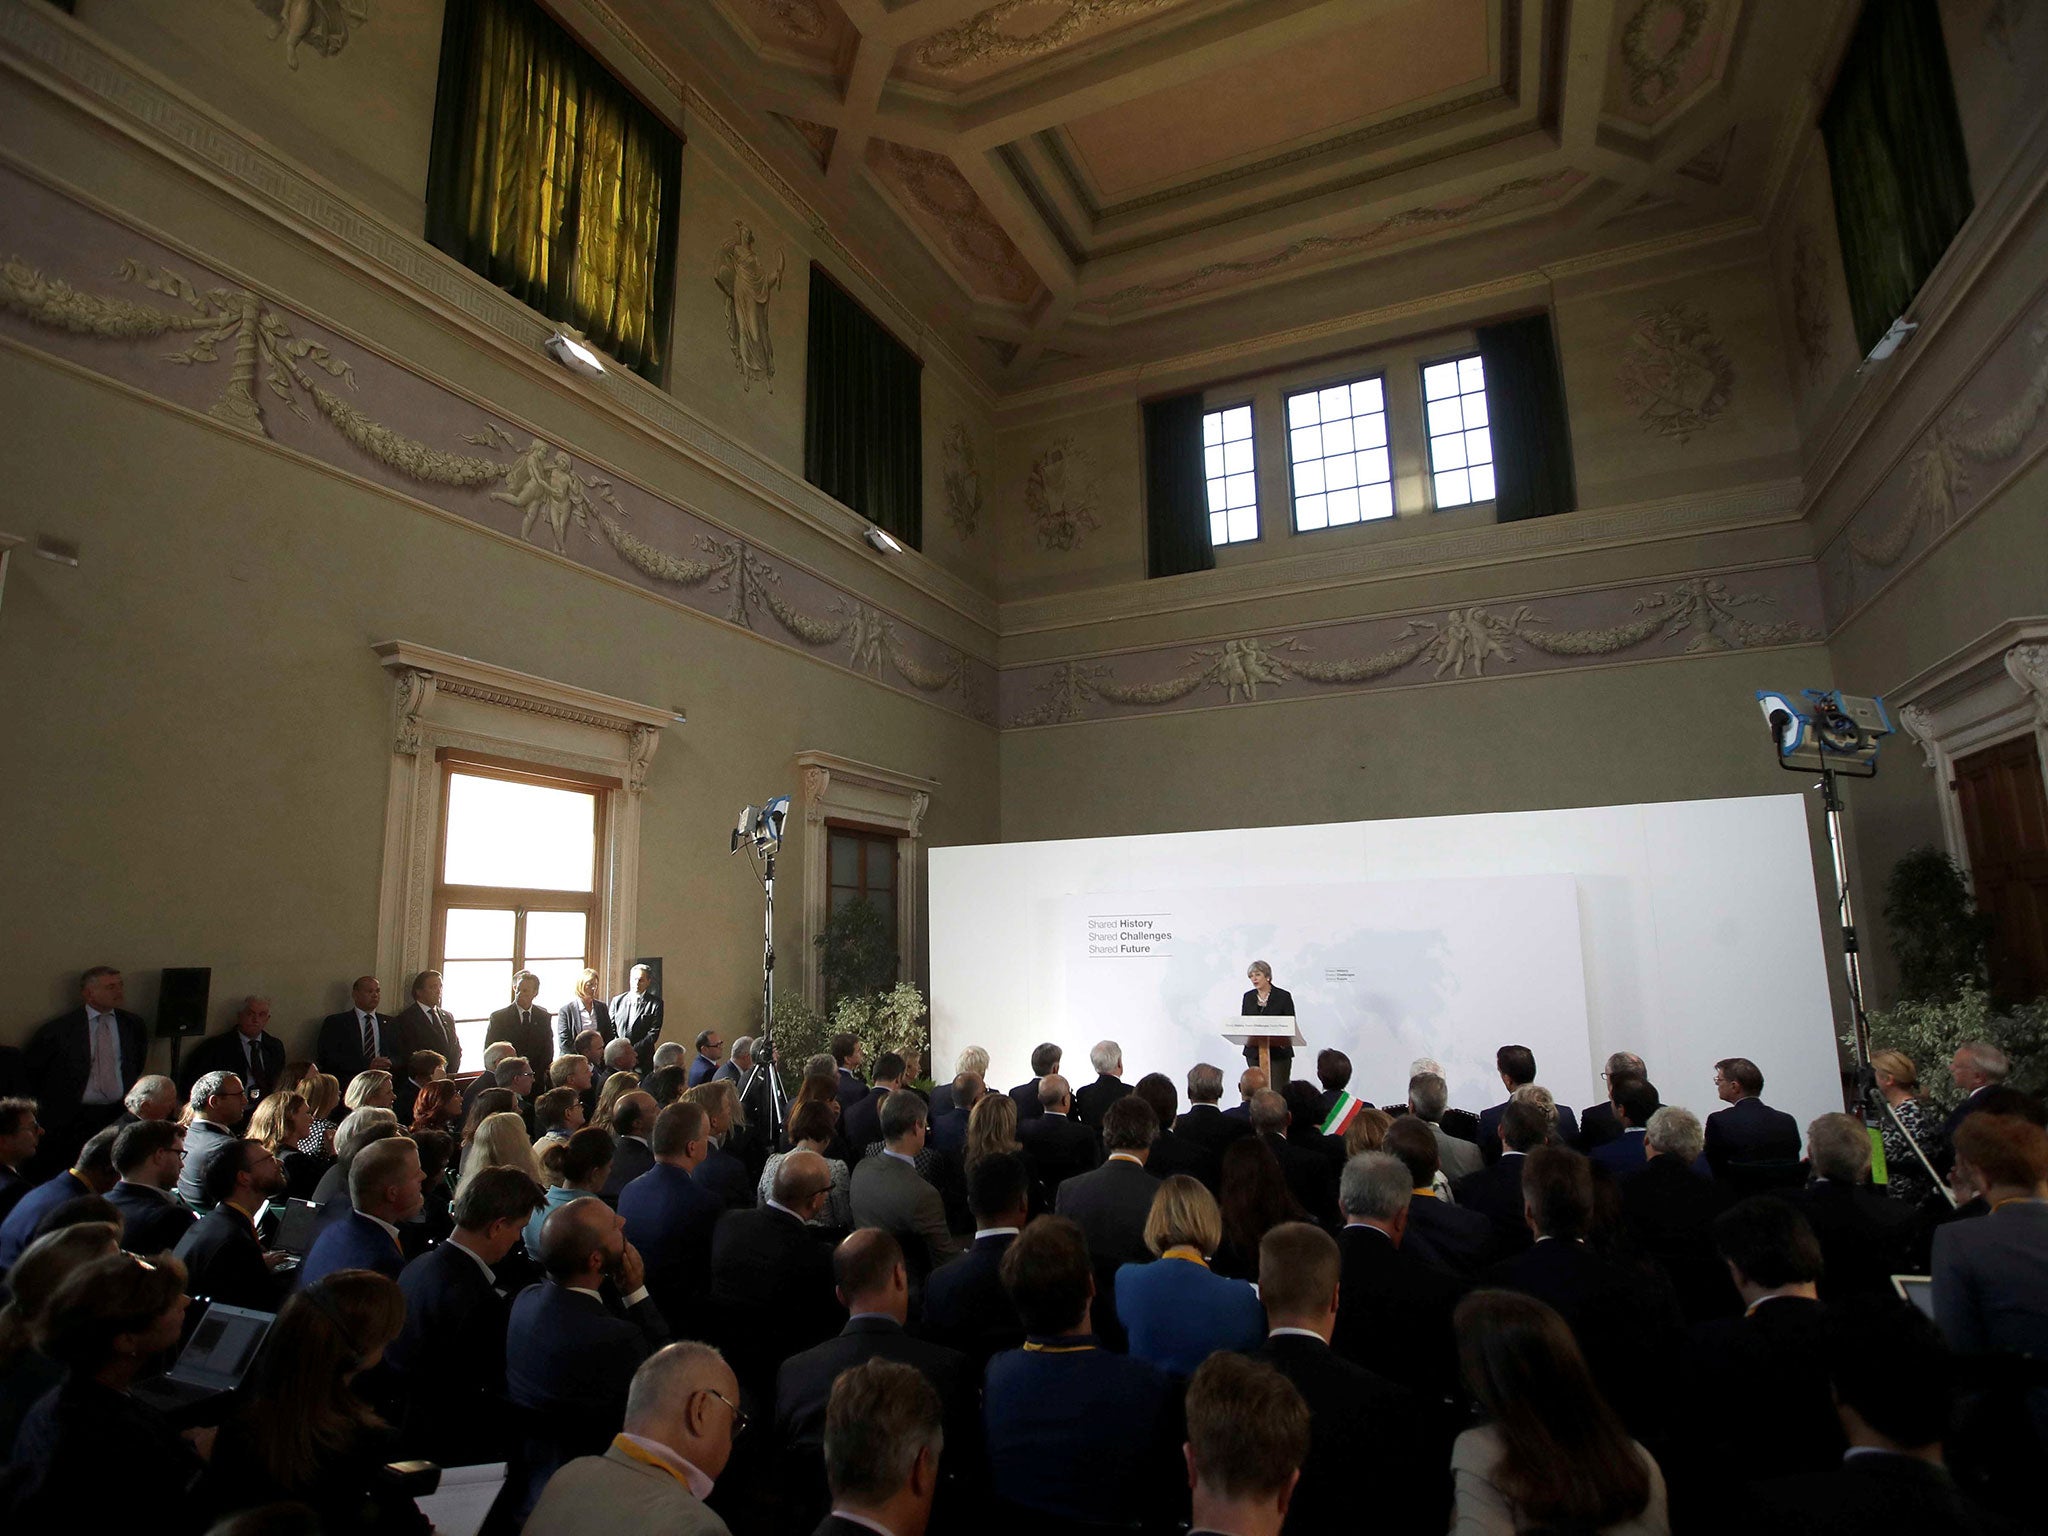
[1580,1052,1646,1153]
[174,1138,290,1309]
[176,1071,247,1206]
[524,1340,743,1535]
[106,1119,196,1253]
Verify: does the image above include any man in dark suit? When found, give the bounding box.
[1681,1195,1844,1483]
[618,1100,723,1324]
[708,1151,844,1402]
[176,1070,249,1206]
[610,964,664,1068]
[1455,1098,1549,1252]
[0,1125,119,1268]
[1579,1051,1644,1152]
[850,1094,967,1280]
[1073,1040,1132,1128]
[1175,1063,1253,1165]
[1705,1055,1803,1177]
[929,1071,981,1158]
[1241,960,1297,1087]
[689,1081,754,1210]
[299,1136,425,1285]
[0,1099,43,1224]
[1791,1112,1928,1304]
[106,1120,197,1254]
[174,1137,290,1311]
[1254,1221,1442,1536]
[813,1359,948,1536]
[1619,1105,1739,1321]
[599,1091,658,1201]
[1251,1089,1337,1225]
[1384,1115,1497,1275]
[1589,1077,1712,1180]
[831,1031,867,1111]
[316,974,396,1090]
[1929,1113,2048,1364]
[393,968,461,1074]
[506,1196,672,1481]
[1055,1096,1160,1344]
[27,965,149,1166]
[1132,1073,1218,1191]
[386,1165,543,1466]
[982,1216,1174,1529]
[487,971,554,1073]
[1478,1044,1580,1164]
[1015,1074,1100,1197]
[1331,1151,1469,1398]
[1225,1067,1266,1122]
[178,996,285,1106]
[843,1052,906,1158]
[1311,1049,1353,1127]
[1008,1042,1060,1123]
[922,1152,1027,1364]
[686,1030,723,1089]
[1940,1040,2010,1139]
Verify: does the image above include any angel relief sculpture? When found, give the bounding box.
[489,436,603,553]
[714,222,785,391]
[252,0,369,70]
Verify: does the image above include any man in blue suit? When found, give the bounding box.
[618,1099,724,1322]
[0,1125,119,1268]
[687,1030,724,1089]
[387,1165,544,1467]
[1588,1078,1713,1180]
[832,1032,867,1110]
[1478,1044,1580,1164]
[982,1215,1174,1528]
[1704,1056,1802,1177]
[923,1153,1028,1365]
[105,1120,196,1255]
[298,1135,424,1285]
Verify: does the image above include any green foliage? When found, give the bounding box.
[1882,846,1991,1002]
[1855,984,2048,1112]
[816,897,899,1007]
[832,981,930,1072]
[765,992,831,1077]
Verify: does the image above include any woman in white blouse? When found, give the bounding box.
[1450,1290,1670,1536]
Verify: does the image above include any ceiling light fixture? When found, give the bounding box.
[863,527,904,554]
[1861,315,1918,365]
[544,331,607,378]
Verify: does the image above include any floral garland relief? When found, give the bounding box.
[1010,578,1818,726]
[1025,437,1101,552]
[0,255,982,709]
[1619,0,1710,109]
[1617,301,1733,442]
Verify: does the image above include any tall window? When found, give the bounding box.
[806,267,923,549]
[1202,405,1259,546]
[824,825,899,1003]
[1422,355,1495,508]
[1286,377,1393,531]
[434,760,603,1066]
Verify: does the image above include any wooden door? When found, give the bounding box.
[1952,734,2048,1005]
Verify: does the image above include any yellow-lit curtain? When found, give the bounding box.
[427,0,681,383]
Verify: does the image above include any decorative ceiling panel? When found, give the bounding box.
[897,0,1202,90]
[724,0,854,64]
[867,141,1046,307]
[1601,0,1741,129]
[774,113,837,170]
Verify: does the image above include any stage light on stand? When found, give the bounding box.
[729,793,795,1145]
[1754,689,1892,777]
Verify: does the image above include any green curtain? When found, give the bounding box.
[427,0,682,384]
[1475,312,1577,524]
[1143,392,1215,578]
[1821,0,1974,355]
[805,266,923,549]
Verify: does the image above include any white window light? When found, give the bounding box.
[863,527,904,554]
[544,332,608,378]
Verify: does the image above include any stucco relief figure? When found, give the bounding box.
[715,222,785,392]
[1617,301,1733,442]
[494,438,587,552]
[1025,438,1101,551]
[253,0,369,70]
[941,422,983,537]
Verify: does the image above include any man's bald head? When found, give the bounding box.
[625,1342,743,1481]
[1037,1073,1072,1112]
[539,1189,622,1282]
[1238,1067,1268,1101]
[834,1227,908,1318]
[773,1148,833,1217]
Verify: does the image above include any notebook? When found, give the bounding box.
[271,1196,324,1255]
[1891,1274,1937,1320]
[131,1301,274,1415]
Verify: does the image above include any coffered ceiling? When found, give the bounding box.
[596,0,1847,392]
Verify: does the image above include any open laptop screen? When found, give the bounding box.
[170,1302,273,1393]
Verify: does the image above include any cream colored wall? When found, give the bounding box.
[1939,0,2048,193]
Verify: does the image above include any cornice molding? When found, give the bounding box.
[999,478,1808,638]
[374,639,678,735]
[0,0,999,636]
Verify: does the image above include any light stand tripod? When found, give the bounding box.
[732,798,793,1145]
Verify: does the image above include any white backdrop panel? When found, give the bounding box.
[930,794,1839,1137]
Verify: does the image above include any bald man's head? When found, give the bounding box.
[1037,1073,1072,1113]
[772,1148,833,1218]
[834,1227,908,1320]
[625,1342,743,1481]
[540,1188,623,1282]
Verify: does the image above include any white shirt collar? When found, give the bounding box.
[358,1210,402,1242]
[826,1513,899,1536]
[1266,1326,1327,1342]
[617,1433,715,1501]
[566,1283,606,1302]
[973,1226,1020,1241]
[1107,1152,1145,1166]
[445,1234,497,1279]
[765,1198,805,1222]
[884,1148,918,1167]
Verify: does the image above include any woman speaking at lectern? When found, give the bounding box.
[1242,960,1296,1089]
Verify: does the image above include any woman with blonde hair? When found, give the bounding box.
[1871,1049,1946,1209]
[964,1090,1022,1172]
[343,1070,395,1115]
[590,1069,640,1130]
[556,968,611,1059]
[248,1091,324,1201]
[299,1072,343,1159]
[456,1111,547,1201]
[1112,1175,1264,1376]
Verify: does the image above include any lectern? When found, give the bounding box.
[1221,1021,1305,1083]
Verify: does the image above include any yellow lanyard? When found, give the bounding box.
[610,1435,695,1494]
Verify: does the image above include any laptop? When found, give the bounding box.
[271,1197,324,1256]
[131,1301,274,1418]
[1891,1274,1937,1320]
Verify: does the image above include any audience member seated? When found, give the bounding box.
[653,1041,687,1074]
[1253,1221,1438,1536]
[1184,1352,1311,1536]
[619,1100,724,1322]
[708,1150,844,1404]
[346,1068,398,1120]
[1016,1073,1100,1196]
[523,1341,740,1536]
[119,1073,182,1128]
[0,1124,118,1268]
[815,1358,945,1536]
[1451,1290,1669,1535]
[453,1108,544,1201]
[1250,1088,1335,1224]
[460,1043,515,1116]
[687,1081,753,1209]
[179,996,284,1107]
[527,1127,616,1254]
[1754,1299,2024,1536]
[173,1139,289,1311]
[1479,1046,1580,1164]
[1008,1042,1061,1123]
[1116,1174,1264,1377]
[1618,1106,1737,1321]
[531,1084,586,1154]
[759,1101,852,1228]
[249,1091,324,1201]
[1385,1115,1498,1275]
[386,1165,544,1467]
[1178,1062,1255,1161]
[1587,1078,1676,1180]
[108,1119,198,1253]
[1056,1095,1161,1336]
[397,1050,446,1124]
[1681,1196,1844,1483]
[1930,1114,2048,1377]
[922,1152,1029,1365]
[928,1047,984,1118]
[1791,1112,1928,1303]
[298,1071,343,1161]
[1941,1040,2010,1139]
[1490,1146,1683,1441]
[1581,1053,1646,1152]
[205,1270,425,1534]
[177,1071,248,1207]
[312,1106,400,1211]
[1212,1135,1306,1281]
[1330,1151,1468,1399]
[2,1250,204,1531]
[299,1136,425,1285]
[1410,1072,1481,1182]
[1075,1039,1133,1129]
[1455,1099,1548,1252]
[1131,1072,1213,1191]
[1311,1049,1354,1126]
[1704,1057,1802,1181]
[1228,1066,1267,1121]
[851,1091,967,1276]
[596,1036,638,1093]
[0,1222,120,1457]
[984,1215,1173,1529]
[843,1051,907,1158]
